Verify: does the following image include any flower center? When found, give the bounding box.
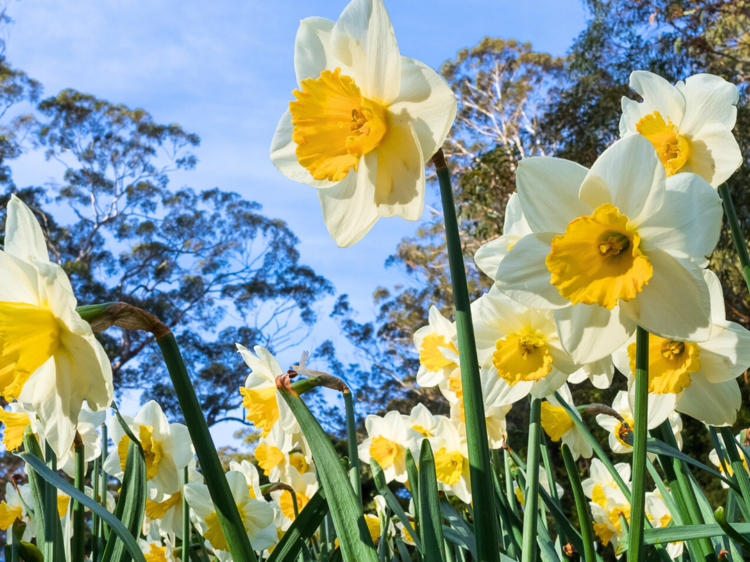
[369,435,400,469]
[434,447,465,486]
[290,68,388,182]
[411,424,433,437]
[614,417,635,448]
[205,505,247,551]
[636,111,691,176]
[540,402,574,442]
[0,501,22,530]
[280,490,310,521]
[627,335,701,394]
[289,453,309,475]
[0,409,31,451]
[0,302,61,400]
[493,330,552,385]
[118,425,164,480]
[240,385,279,438]
[57,493,70,519]
[546,203,653,309]
[145,491,182,520]
[144,544,168,562]
[419,333,458,373]
[255,444,285,475]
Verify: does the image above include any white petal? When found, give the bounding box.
[684,122,742,188]
[0,251,40,304]
[493,233,570,309]
[486,367,533,406]
[530,368,568,399]
[5,195,49,262]
[625,71,686,128]
[164,424,193,469]
[554,304,635,364]
[705,269,727,323]
[697,320,750,384]
[61,330,113,412]
[388,56,456,161]
[317,156,380,247]
[516,157,591,233]
[331,0,401,104]
[627,380,677,430]
[676,374,740,426]
[619,251,711,342]
[135,401,170,438]
[474,235,518,281]
[579,135,665,226]
[679,73,739,133]
[294,17,339,84]
[270,109,340,189]
[277,389,300,434]
[373,123,425,220]
[638,172,721,258]
[503,193,532,237]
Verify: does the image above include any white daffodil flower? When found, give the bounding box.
[612,270,750,428]
[395,499,417,546]
[270,0,457,247]
[403,403,445,439]
[595,391,683,454]
[0,482,34,540]
[186,470,278,552]
[427,418,471,504]
[104,401,193,499]
[230,459,264,501]
[645,489,683,558]
[59,404,106,478]
[568,356,615,389]
[494,135,722,365]
[581,458,632,502]
[539,384,592,461]
[270,466,319,530]
[252,423,313,484]
[359,410,421,484]
[414,306,459,388]
[475,192,533,281]
[620,70,741,187]
[238,345,298,439]
[363,495,394,546]
[0,401,40,453]
[513,466,565,507]
[0,195,113,458]
[587,474,632,553]
[139,526,176,562]
[709,431,749,489]
[472,287,578,401]
[143,459,202,539]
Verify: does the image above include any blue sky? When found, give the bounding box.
[4,0,587,445]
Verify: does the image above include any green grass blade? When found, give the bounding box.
[521,398,542,562]
[629,326,649,562]
[279,388,378,562]
[647,438,738,491]
[183,466,191,562]
[72,441,86,562]
[720,426,750,514]
[418,439,445,562]
[394,536,411,562]
[267,488,329,562]
[440,503,476,559]
[343,391,362,512]
[371,458,422,553]
[561,444,595,562]
[616,523,750,551]
[718,183,750,293]
[442,527,475,560]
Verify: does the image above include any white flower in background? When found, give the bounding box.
[363,495,393,546]
[646,489,684,558]
[185,471,278,552]
[252,423,313,484]
[270,0,457,246]
[473,287,578,402]
[0,195,113,458]
[238,345,298,439]
[359,410,421,483]
[513,466,564,506]
[59,404,106,478]
[620,71,741,187]
[104,401,193,499]
[230,459,264,500]
[581,458,632,502]
[414,306,459,388]
[270,466,319,530]
[395,500,417,546]
[0,401,40,453]
[144,459,203,539]
[612,270,750,428]
[428,418,471,504]
[587,475,631,552]
[596,391,683,454]
[403,403,445,438]
[568,356,615,389]
[539,384,592,461]
[139,522,176,562]
[494,135,722,365]
[475,192,532,281]
[0,482,34,540]
[709,431,749,488]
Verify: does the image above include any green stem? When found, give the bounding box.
[561,444,595,562]
[521,398,542,562]
[72,440,85,562]
[720,426,750,514]
[43,442,60,562]
[344,390,362,512]
[91,455,100,562]
[434,150,498,562]
[157,333,257,562]
[183,466,191,562]
[628,326,649,561]
[101,423,109,545]
[719,183,750,293]
[10,522,18,562]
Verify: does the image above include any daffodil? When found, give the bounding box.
[645,489,683,558]
[709,431,749,488]
[539,384,592,460]
[595,390,683,454]
[270,0,457,247]
[252,423,313,484]
[473,287,577,401]
[359,410,421,483]
[0,481,34,540]
[620,71,741,187]
[581,458,631,503]
[494,135,722,364]
[395,500,417,545]
[0,401,39,452]
[139,522,176,562]
[270,466,319,530]
[588,477,631,552]
[362,495,393,546]
[238,345,298,439]
[144,459,203,539]
[104,401,193,499]
[568,356,615,389]
[611,270,750,427]
[402,403,445,438]
[427,417,471,503]
[186,470,278,552]
[414,306,459,388]
[513,466,564,507]
[59,403,105,477]
[0,195,113,457]
[475,192,532,281]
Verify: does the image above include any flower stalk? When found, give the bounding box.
[561,443,595,562]
[521,397,542,562]
[344,390,362,512]
[628,326,650,561]
[72,436,85,562]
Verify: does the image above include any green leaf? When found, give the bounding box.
[18,541,44,562]
[17,451,146,562]
[442,527,475,559]
[646,438,738,491]
[439,501,475,560]
[418,439,445,562]
[279,388,378,562]
[267,488,329,562]
[616,523,750,553]
[561,443,595,562]
[370,458,422,553]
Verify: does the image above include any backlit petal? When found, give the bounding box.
[5,195,49,263]
[683,122,742,188]
[623,71,685,131]
[678,73,739,133]
[374,122,424,220]
[294,17,340,84]
[675,374,740,426]
[554,303,635,364]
